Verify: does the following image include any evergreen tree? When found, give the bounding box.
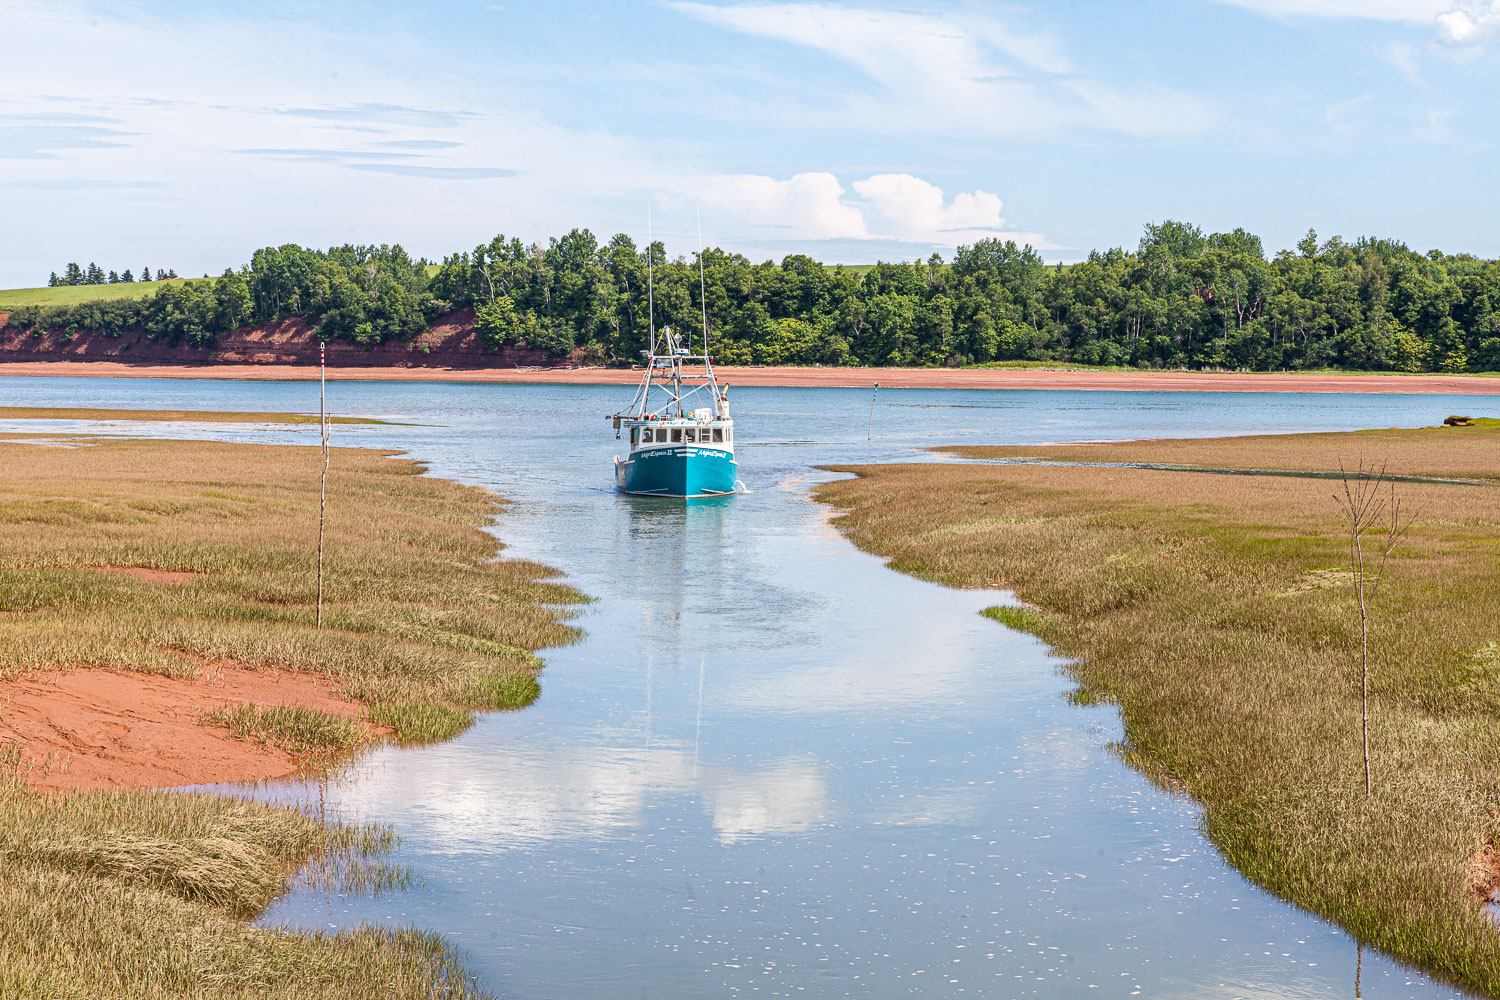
[142,265,152,284]
[121,269,134,283]
[108,270,120,284]
[86,263,104,284]
[64,263,83,286]
[155,268,167,281]
[167,268,178,279]
[47,272,59,287]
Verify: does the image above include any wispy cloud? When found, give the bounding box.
[0,178,166,191]
[1416,107,1455,140]
[1206,0,1500,46]
[232,146,515,180]
[1203,0,1448,20]
[233,147,427,163]
[345,163,517,179]
[373,139,464,150]
[672,2,1215,138]
[272,103,480,127]
[0,112,135,159]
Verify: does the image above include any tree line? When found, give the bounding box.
[9,221,1500,372]
[48,263,178,287]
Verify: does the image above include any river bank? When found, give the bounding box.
[815,421,1500,995]
[2,358,1499,393]
[0,430,582,997]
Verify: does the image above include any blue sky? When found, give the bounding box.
[1,0,1496,286]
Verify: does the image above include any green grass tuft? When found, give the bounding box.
[367,702,475,744]
[202,703,364,757]
[982,605,1049,637]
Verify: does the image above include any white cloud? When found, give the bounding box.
[1205,0,1448,19]
[1435,1,1500,43]
[705,172,868,240]
[1207,0,1500,46]
[850,174,1005,243]
[692,171,1043,248]
[673,2,1214,138]
[0,0,1051,285]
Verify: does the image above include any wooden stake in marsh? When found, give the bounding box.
[317,339,328,629]
[868,382,879,442]
[1332,459,1410,797]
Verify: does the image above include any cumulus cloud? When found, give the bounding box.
[707,172,868,240]
[1435,1,1500,43]
[696,171,1039,248]
[850,174,1006,243]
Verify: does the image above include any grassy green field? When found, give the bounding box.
[0,428,586,997]
[0,278,215,311]
[0,406,392,424]
[815,422,1500,995]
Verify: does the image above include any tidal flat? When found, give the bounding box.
[0,431,582,997]
[0,405,392,424]
[816,420,1500,994]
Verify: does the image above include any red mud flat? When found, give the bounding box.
[0,360,1498,394]
[0,664,381,792]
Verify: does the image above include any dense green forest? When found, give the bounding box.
[6,221,1499,372]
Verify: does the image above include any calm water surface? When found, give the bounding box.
[6,377,1496,999]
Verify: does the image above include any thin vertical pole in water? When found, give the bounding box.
[868,381,879,442]
[317,340,327,629]
[697,203,709,363]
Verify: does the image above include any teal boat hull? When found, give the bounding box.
[616,446,738,497]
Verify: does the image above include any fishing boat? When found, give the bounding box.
[608,207,740,498]
[610,325,738,497]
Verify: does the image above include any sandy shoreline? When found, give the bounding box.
[2,359,1499,394]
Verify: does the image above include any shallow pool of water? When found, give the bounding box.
[6,377,1494,999]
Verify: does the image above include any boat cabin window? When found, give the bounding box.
[712,428,723,443]
[641,427,654,443]
[671,428,683,443]
[630,428,639,446]
[685,428,697,443]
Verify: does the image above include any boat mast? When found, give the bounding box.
[647,200,656,360]
[645,201,658,420]
[697,203,712,384]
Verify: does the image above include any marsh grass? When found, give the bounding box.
[0,775,489,998]
[818,423,1500,995]
[0,432,584,998]
[202,703,364,757]
[943,418,1500,482]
